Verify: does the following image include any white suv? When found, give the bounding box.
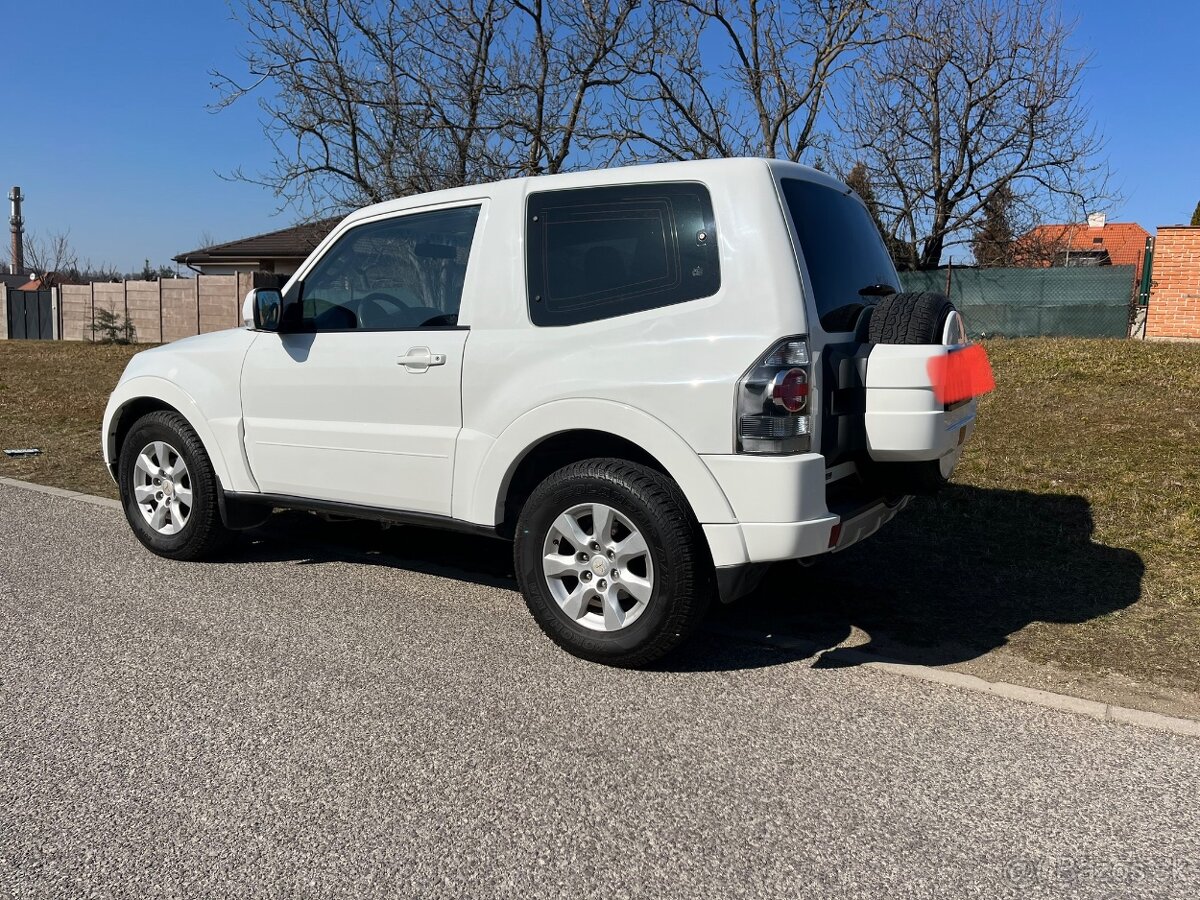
[103,158,980,666]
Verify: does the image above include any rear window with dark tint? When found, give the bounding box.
[781,178,899,333]
[526,183,720,326]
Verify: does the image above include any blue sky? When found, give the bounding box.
[2,0,1198,272]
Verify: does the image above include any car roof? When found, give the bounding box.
[341,157,850,227]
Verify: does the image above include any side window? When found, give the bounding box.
[526,183,720,326]
[289,204,481,331]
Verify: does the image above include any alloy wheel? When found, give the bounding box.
[132,440,193,535]
[541,502,655,632]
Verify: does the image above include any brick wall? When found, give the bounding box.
[1147,226,1200,340]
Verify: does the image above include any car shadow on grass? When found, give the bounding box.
[685,484,1145,673]
[230,487,1143,676]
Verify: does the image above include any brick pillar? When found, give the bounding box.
[1146,226,1200,340]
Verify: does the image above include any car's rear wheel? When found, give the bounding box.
[118,410,231,560]
[514,459,713,667]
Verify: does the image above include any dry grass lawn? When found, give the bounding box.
[0,341,142,498]
[2,337,1198,691]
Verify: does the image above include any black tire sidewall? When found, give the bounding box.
[868,291,956,345]
[118,413,221,558]
[915,293,956,344]
[515,462,707,663]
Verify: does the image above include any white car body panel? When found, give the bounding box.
[102,330,260,493]
[700,454,831,524]
[459,398,736,528]
[239,328,470,514]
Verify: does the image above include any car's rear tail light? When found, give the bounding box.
[765,341,809,367]
[736,337,812,454]
[738,413,810,439]
[767,368,808,413]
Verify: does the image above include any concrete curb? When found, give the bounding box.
[0,475,122,509]
[716,628,1200,740]
[3,476,1197,740]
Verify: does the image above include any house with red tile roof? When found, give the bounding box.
[1017,214,1152,284]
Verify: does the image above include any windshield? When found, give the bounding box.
[781,178,899,333]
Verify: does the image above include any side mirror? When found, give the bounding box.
[246,288,284,331]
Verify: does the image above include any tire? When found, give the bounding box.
[867,291,956,345]
[117,410,232,560]
[514,459,714,667]
[864,291,961,495]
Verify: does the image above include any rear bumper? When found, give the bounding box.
[702,496,907,568]
[699,453,909,570]
[704,498,907,603]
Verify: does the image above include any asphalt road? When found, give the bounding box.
[1,481,1197,899]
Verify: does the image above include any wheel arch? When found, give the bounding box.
[106,395,177,480]
[103,377,236,490]
[462,399,736,536]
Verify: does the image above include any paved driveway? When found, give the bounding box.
[1,482,1197,899]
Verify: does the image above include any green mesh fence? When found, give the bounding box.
[898,266,1135,338]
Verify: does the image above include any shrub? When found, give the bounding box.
[92,308,137,344]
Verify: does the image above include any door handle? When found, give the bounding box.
[397,347,446,372]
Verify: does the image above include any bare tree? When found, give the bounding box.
[844,160,909,263]
[215,0,1109,251]
[20,232,123,283]
[213,0,655,214]
[73,261,125,283]
[23,230,80,286]
[617,0,881,162]
[195,229,220,249]
[843,0,1110,270]
[497,0,654,173]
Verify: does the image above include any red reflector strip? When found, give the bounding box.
[828,523,842,548]
[926,344,995,405]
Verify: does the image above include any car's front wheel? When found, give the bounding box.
[118,410,231,560]
[514,459,714,667]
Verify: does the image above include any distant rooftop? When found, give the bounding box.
[1,272,35,290]
[174,218,340,266]
[1021,220,1151,271]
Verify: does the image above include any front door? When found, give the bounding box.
[240,203,483,516]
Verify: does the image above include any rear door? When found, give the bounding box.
[240,203,483,515]
[780,174,977,474]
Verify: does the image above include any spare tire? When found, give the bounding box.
[861,291,963,496]
[867,291,957,345]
